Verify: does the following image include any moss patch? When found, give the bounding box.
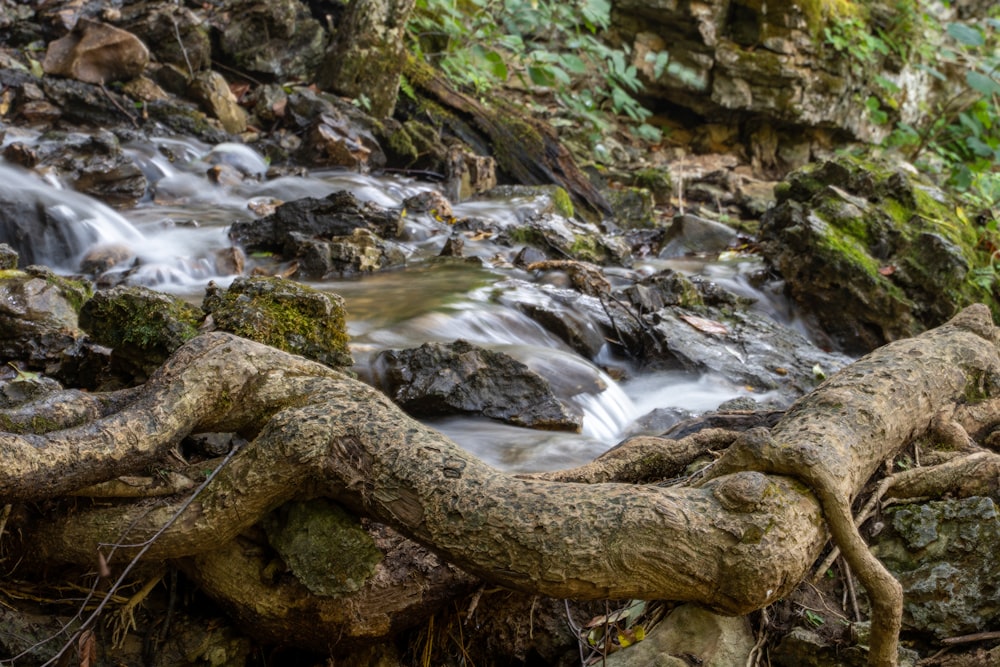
[203,276,352,368]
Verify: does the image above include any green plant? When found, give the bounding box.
[885,15,1000,208]
[407,0,662,153]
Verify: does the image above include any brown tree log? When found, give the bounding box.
[4,305,1000,666]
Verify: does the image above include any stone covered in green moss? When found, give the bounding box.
[79,285,202,381]
[203,276,352,368]
[760,155,995,354]
[0,267,92,367]
[262,498,382,596]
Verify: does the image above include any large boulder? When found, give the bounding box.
[373,339,583,431]
[217,0,328,81]
[758,155,995,354]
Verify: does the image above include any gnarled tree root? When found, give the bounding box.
[4,305,1000,666]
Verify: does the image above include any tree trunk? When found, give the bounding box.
[317,0,416,118]
[4,306,1000,666]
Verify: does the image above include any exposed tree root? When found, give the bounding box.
[3,306,1000,665]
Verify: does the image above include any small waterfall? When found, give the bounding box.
[0,163,144,269]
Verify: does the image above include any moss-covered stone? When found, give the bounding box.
[760,154,997,353]
[203,276,352,368]
[262,499,382,596]
[79,285,202,383]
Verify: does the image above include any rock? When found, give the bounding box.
[9,130,147,208]
[373,339,583,431]
[603,604,755,667]
[202,276,353,368]
[262,499,383,596]
[759,155,991,354]
[79,242,134,275]
[218,0,328,81]
[229,189,404,256]
[659,213,739,257]
[0,267,90,368]
[123,4,211,74]
[299,112,377,170]
[79,285,203,385]
[0,243,18,270]
[612,1,933,148]
[286,227,406,277]
[188,70,248,135]
[42,19,149,84]
[871,496,1000,638]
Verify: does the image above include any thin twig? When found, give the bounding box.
[35,442,243,667]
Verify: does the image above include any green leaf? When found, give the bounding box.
[527,64,557,87]
[967,70,1000,97]
[947,22,984,48]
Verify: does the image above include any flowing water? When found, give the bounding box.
[0,133,796,472]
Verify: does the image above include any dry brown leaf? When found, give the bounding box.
[679,314,729,335]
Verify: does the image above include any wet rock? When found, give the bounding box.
[0,267,90,369]
[43,19,149,84]
[299,112,376,170]
[603,603,755,667]
[79,242,133,275]
[495,281,608,359]
[229,189,404,260]
[202,276,353,368]
[759,156,990,354]
[645,304,849,399]
[188,70,248,135]
[373,339,583,431]
[659,213,739,257]
[0,243,18,270]
[287,227,406,277]
[871,496,1000,638]
[39,76,138,128]
[218,0,328,81]
[79,285,203,385]
[8,130,147,208]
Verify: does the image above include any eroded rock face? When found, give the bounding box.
[872,496,1000,638]
[612,0,936,161]
[373,339,583,431]
[758,156,993,354]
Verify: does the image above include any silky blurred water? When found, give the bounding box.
[0,135,785,472]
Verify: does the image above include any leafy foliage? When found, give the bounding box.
[831,6,1000,211]
[406,0,663,152]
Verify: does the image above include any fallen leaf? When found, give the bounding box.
[679,314,729,335]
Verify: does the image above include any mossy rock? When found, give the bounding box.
[262,498,382,596]
[760,154,995,354]
[203,276,352,368]
[79,285,202,383]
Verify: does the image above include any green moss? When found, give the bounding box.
[80,286,201,351]
[205,277,352,368]
[551,186,574,219]
[568,234,605,263]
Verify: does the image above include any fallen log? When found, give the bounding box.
[3,305,999,666]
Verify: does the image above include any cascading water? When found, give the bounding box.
[0,135,789,472]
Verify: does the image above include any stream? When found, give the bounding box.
[0,132,802,472]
